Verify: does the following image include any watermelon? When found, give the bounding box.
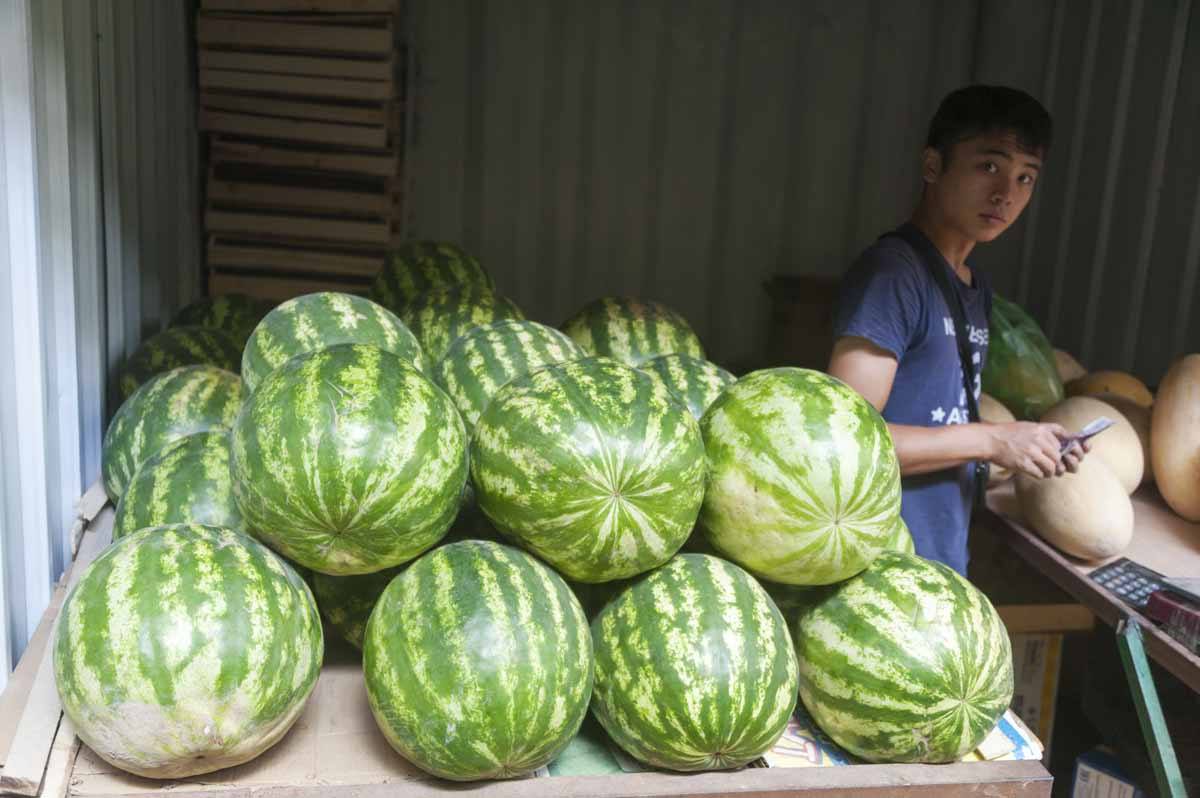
[400,283,524,364]
[363,540,593,781]
[172,293,274,348]
[369,240,494,313]
[312,567,403,651]
[561,297,705,366]
[890,516,916,555]
[435,319,586,432]
[118,326,242,400]
[699,368,901,585]
[102,366,245,502]
[53,523,323,778]
[231,343,468,575]
[472,357,705,583]
[794,552,1013,763]
[641,353,735,419]
[112,431,242,540]
[591,553,798,771]
[241,291,425,392]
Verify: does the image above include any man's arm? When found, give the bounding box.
[828,336,1081,479]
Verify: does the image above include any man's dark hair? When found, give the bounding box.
[926,85,1053,164]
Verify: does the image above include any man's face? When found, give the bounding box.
[924,130,1043,243]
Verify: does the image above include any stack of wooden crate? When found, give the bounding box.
[197,0,406,301]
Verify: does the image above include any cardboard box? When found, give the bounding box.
[1071,748,1146,798]
[1010,632,1062,759]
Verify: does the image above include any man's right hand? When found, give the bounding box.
[987,422,1080,479]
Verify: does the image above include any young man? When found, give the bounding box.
[828,85,1087,575]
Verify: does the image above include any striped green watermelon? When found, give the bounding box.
[118,326,242,400]
[53,523,322,778]
[171,293,274,348]
[312,567,402,651]
[112,431,242,540]
[370,240,494,313]
[231,343,467,575]
[435,319,585,432]
[561,297,705,366]
[700,368,901,586]
[890,516,916,555]
[241,291,425,392]
[794,552,1013,763]
[102,366,245,502]
[591,553,798,771]
[472,357,705,583]
[400,283,524,364]
[641,353,735,419]
[364,540,593,781]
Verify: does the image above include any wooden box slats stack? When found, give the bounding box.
[197,0,405,301]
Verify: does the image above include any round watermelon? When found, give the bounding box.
[118,326,242,400]
[312,567,403,650]
[231,343,467,575]
[699,368,902,585]
[889,516,916,555]
[112,431,242,540]
[102,366,245,502]
[171,293,274,348]
[641,353,735,419]
[364,540,593,781]
[794,552,1013,763]
[591,553,799,771]
[561,297,705,366]
[241,291,425,392]
[400,283,524,364]
[53,523,323,778]
[369,240,494,313]
[472,357,705,583]
[435,319,585,432]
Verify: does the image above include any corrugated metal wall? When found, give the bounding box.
[407,0,1200,381]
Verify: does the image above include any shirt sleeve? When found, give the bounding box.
[833,244,928,361]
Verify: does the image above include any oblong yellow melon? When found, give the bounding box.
[1093,392,1153,486]
[1016,457,1133,560]
[1041,396,1143,494]
[1151,354,1200,521]
[979,393,1015,484]
[1066,370,1153,408]
[1053,349,1087,383]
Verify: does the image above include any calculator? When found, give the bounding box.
[1088,558,1174,610]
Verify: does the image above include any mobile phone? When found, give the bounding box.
[1059,416,1115,453]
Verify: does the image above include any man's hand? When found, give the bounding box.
[985,422,1090,479]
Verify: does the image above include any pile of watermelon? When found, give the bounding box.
[68,240,1013,782]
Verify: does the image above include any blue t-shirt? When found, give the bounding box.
[833,223,992,575]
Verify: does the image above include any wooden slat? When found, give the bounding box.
[206,209,391,245]
[196,16,391,55]
[199,110,387,148]
[208,176,391,217]
[200,0,396,11]
[200,69,393,102]
[208,239,383,278]
[201,91,388,126]
[210,137,397,177]
[198,50,393,81]
[997,603,1095,634]
[209,271,370,302]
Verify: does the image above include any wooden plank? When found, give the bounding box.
[209,271,370,302]
[210,137,397,177]
[198,50,393,81]
[208,239,383,278]
[997,603,1095,634]
[200,0,396,11]
[208,176,391,217]
[37,715,79,798]
[206,209,390,245]
[200,70,393,102]
[201,91,389,126]
[196,16,391,55]
[199,110,387,148]
[0,510,113,796]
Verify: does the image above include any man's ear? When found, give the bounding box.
[921,147,942,183]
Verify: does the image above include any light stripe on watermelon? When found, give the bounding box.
[53,523,323,778]
[369,240,494,312]
[241,291,425,392]
[641,353,735,420]
[112,431,242,540]
[794,552,1013,763]
[231,343,468,575]
[471,357,705,583]
[591,553,798,771]
[699,367,901,585]
[561,297,705,366]
[364,540,593,781]
[171,294,274,348]
[435,319,585,432]
[102,366,245,502]
[118,326,242,400]
[400,283,524,364]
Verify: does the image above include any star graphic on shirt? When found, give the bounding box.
[931,407,946,423]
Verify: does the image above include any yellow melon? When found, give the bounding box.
[1093,392,1153,486]
[1053,349,1087,383]
[1016,456,1133,560]
[979,393,1015,484]
[1065,370,1153,408]
[1151,354,1200,521]
[1040,396,1144,494]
